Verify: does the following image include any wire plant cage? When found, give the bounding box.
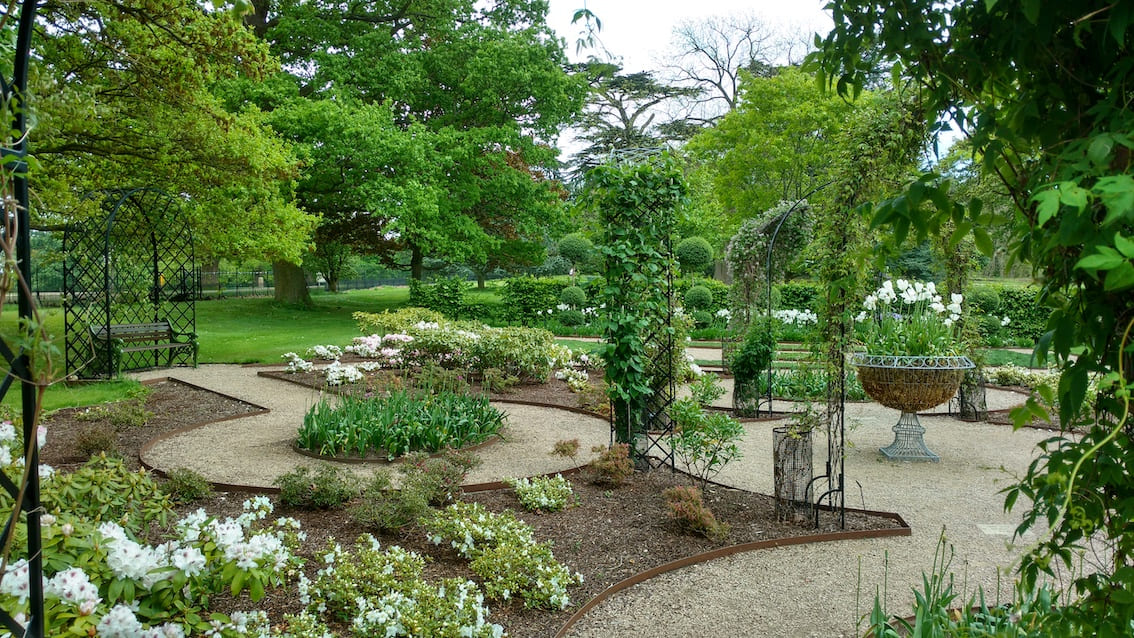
[63,188,197,377]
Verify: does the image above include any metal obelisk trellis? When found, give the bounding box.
[0,0,45,635]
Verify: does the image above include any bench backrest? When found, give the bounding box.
[90,321,173,343]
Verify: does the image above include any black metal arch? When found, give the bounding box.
[0,0,45,635]
[63,188,197,377]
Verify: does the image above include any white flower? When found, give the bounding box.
[943,317,955,327]
[896,279,910,291]
[950,293,963,305]
[0,421,15,442]
[1001,316,1011,326]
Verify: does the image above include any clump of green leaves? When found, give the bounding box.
[351,470,430,532]
[669,392,745,488]
[481,367,518,393]
[75,397,152,428]
[274,463,359,510]
[160,467,214,504]
[74,424,120,458]
[40,453,172,532]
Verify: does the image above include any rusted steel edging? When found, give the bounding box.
[552,510,911,638]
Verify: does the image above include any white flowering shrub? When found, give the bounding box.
[986,364,1061,390]
[506,475,576,513]
[282,352,314,373]
[305,536,503,638]
[322,360,363,386]
[772,308,819,325]
[420,502,581,610]
[555,368,590,393]
[306,345,343,361]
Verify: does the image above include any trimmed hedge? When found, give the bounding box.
[776,282,824,313]
[500,276,566,322]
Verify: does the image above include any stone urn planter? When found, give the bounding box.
[851,353,974,462]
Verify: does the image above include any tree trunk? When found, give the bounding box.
[199,257,220,295]
[272,261,312,306]
[410,246,424,281]
[326,275,339,293]
[476,270,486,289]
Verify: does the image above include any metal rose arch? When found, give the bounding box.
[0,0,46,635]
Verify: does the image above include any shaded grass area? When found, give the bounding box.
[1,378,144,414]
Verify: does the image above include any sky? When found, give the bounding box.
[544,0,834,72]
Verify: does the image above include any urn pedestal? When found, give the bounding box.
[852,354,974,462]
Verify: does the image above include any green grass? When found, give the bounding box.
[1,378,145,414]
[197,287,409,363]
[980,348,1042,368]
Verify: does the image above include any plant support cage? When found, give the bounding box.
[63,188,197,377]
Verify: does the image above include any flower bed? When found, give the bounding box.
[297,389,506,460]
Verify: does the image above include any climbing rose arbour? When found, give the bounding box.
[855,279,964,357]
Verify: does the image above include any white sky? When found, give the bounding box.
[545,0,834,72]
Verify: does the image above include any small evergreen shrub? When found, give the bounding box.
[481,367,518,393]
[402,450,481,506]
[160,467,214,504]
[692,309,713,329]
[274,464,359,510]
[588,443,634,487]
[684,284,713,310]
[43,453,173,531]
[500,276,565,321]
[557,233,594,266]
[663,485,729,541]
[75,398,152,428]
[351,470,431,532]
[675,236,714,273]
[776,282,824,313]
[559,285,587,307]
[557,308,585,326]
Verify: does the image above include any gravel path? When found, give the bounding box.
[137,364,1052,638]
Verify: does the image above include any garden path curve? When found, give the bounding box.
[137,364,1055,638]
[134,365,610,490]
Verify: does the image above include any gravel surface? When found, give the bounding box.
[137,364,1052,638]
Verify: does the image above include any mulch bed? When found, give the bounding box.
[37,372,906,638]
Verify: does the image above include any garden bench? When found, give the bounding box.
[89,320,197,374]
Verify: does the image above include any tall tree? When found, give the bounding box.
[685,66,855,226]
[572,62,700,172]
[29,0,316,267]
[812,2,1134,632]
[243,0,584,290]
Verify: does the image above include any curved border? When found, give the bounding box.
[553,507,910,638]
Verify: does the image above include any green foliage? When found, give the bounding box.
[500,276,567,321]
[420,502,581,610]
[160,468,214,504]
[274,464,359,510]
[662,485,729,541]
[731,319,777,383]
[691,310,713,329]
[857,278,965,357]
[814,1,1134,630]
[351,470,431,533]
[586,156,686,447]
[669,398,745,487]
[408,277,467,318]
[297,389,505,460]
[588,443,634,487]
[557,308,586,326]
[402,450,481,507]
[74,397,152,428]
[307,536,503,637]
[40,454,173,532]
[480,367,518,393]
[559,285,587,308]
[557,233,594,266]
[725,200,815,328]
[506,474,577,512]
[353,307,446,336]
[675,236,714,273]
[776,282,824,313]
[684,285,713,310]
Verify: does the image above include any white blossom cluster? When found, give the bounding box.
[305,344,343,361]
[323,360,364,386]
[860,279,963,325]
[282,352,314,373]
[772,308,818,325]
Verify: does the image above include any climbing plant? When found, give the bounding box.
[584,155,685,462]
[812,2,1134,633]
[725,199,814,329]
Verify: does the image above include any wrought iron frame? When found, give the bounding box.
[63,188,197,377]
[0,0,45,635]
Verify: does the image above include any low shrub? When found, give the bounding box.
[559,285,587,307]
[74,398,152,428]
[160,467,214,504]
[558,308,586,326]
[408,277,467,318]
[669,399,745,487]
[588,443,634,487]
[551,438,580,464]
[74,424,120,458]
[42,453,173,532]
[274,464,359,509]
[297,389,505,459]
[576,380,612,417]
[692,309,713,328]
[420,502,582,610]
[353,307,446,335]
[351,470,431,532]
[663,485,729,541]
[415,362,470,394]
[402,450,481,506]
[481,367,518,393]
[684,284,713,310]
[776,281,824,313]
[308,536,503,637]
[506,474,577,512]
[500,276,565,322]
